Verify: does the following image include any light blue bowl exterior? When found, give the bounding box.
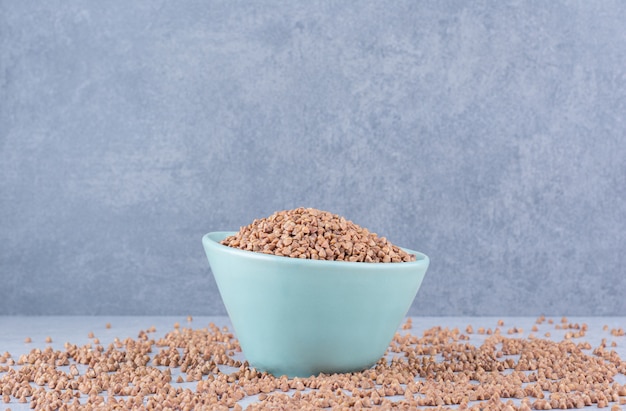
[202,231,429,377]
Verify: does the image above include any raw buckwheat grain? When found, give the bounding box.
[221,207,416,263]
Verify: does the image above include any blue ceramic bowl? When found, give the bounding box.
[202,231,429,377]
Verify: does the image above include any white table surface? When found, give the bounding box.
[1,316,625,410]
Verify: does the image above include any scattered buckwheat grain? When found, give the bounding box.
[0,320,624,410]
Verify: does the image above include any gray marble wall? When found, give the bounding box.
[1,1,625,316]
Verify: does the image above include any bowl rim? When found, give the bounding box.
[203,231,429,269]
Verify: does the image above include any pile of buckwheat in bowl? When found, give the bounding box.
[220,207,415,263]
[203,207,429,378]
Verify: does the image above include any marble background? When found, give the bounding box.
[1,1,625,316]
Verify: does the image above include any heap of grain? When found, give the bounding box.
[221,207,415,263]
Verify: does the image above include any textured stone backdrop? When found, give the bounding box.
[1,1,625,315]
